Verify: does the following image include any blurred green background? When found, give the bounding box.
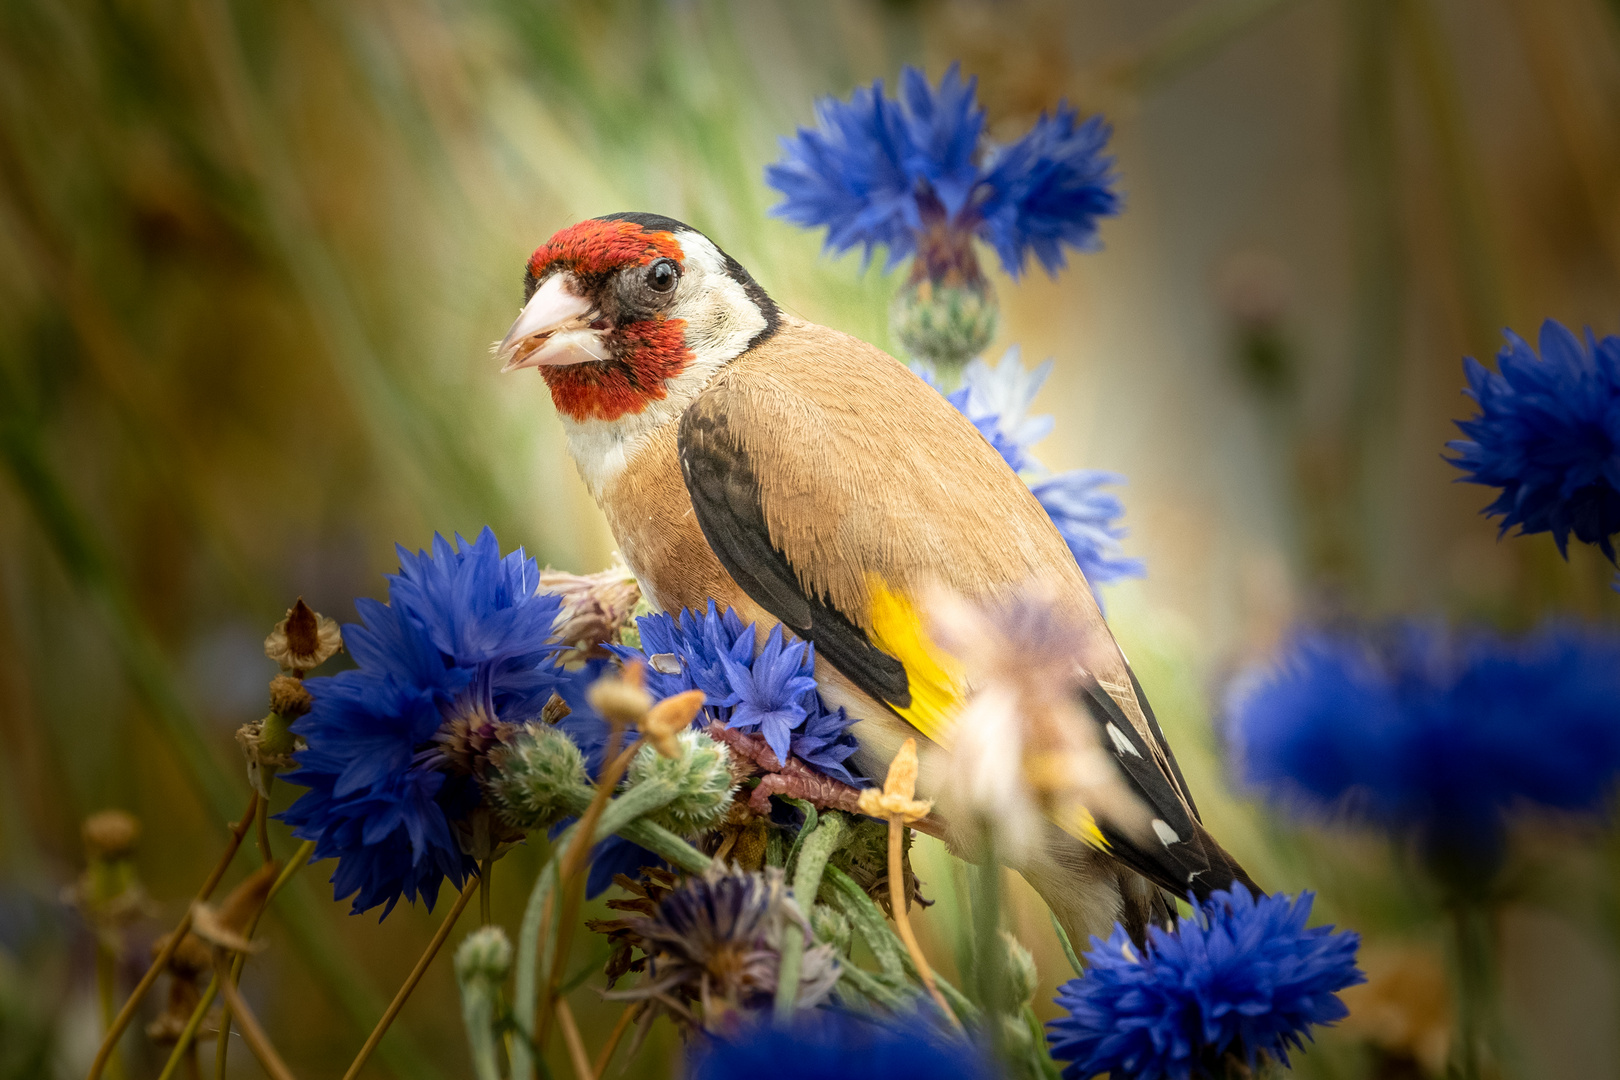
[3,0,1620,1077]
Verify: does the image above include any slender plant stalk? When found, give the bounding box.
[94,944,127,1080]
[886,817,957,1026]
[553,997,595,1080]
[591,1003,643,1079]
[214,840,315,1080]
[1048,910,1085,978]
[537,731,639,1050]
[340,876,481,1080]
[255,796,273,864]
[1448,901,1496,1080]
[214,957,298,1080]
[151,840,317,1080]
[87,794,259,1080]
[481,856,494,926]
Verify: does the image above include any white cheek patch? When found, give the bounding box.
[669,232,767,368]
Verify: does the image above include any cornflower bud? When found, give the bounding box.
[485,726,592,831]
[624,730,736,835]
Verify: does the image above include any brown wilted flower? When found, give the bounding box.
[146,931,214,1045]
[857,738,932,823]
[640,689,706,759]
[190,862,280,956]
[541,557,642,659]
[925,581,1148,861]
[604,863,837,1029]
[264,598,342,673]
[587,661,652,726]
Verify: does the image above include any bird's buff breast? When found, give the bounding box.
[590,417,754,619]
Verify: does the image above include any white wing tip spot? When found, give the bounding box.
[1107,723,1142,758]
[1151,818,1180,847]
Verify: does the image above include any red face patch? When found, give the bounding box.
[540,317,689,422]
[528,219,685,282]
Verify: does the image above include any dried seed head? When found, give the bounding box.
[264,598,342,673]
[268,674,313,718]
[82,810,140,859]
[541,557,643,659]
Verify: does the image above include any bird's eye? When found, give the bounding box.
[646,258,679,293]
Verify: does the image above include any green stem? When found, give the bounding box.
[509,779,708,1080]
[971,855,1006,1053]
[458,984,503,1080]
[775,811,847,1018]
[1448,901,1496,1080]
[1048,910,1085,978]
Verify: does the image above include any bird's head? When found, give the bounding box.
[497,213,778,423]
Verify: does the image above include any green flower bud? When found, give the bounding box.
[623,730,735,835]
[809,903,852,955]
[485,726,591,830]
[890,276,998,376]
[455,925,512,986]
[1002,930,1038,1006]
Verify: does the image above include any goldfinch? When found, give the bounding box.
[498,212,1256,943]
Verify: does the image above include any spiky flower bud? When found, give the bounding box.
[810,903,852,956]
[455,925,513,985]
[485,726,591,830]
[1002,930,1038,1006]
[890,275,998,376]
[624,730,736,836]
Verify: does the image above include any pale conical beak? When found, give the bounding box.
[496,273,603,372]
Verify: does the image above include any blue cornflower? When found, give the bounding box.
[1447,319,1620,562]
[689,1011,992,1080]
[282,529,594,917]
[768,64,1119,278]
[1048,887,1363,1080]
[1228,620,1620,878]
[610,603,865,784]
[925,349,1145,601]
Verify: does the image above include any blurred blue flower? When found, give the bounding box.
[282,529,594,917]
[1447,319,1620,562]
[767,64,1119,277]
[689,1011,991,1080]
[1048,886,1362,1080]
[925,349,1145,603]
[611,603,863,785]
[1228,620,1620,876]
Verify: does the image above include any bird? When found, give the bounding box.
[497,210,1257,945]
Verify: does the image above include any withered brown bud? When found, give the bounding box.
[540,692,572,726]
[82,810,140,859]
[587,667,652,727]
[264,598,342,673]
[213,861,280,938]
[153,930,214,977]
[269,674,313,718]
[285,599,319,656]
